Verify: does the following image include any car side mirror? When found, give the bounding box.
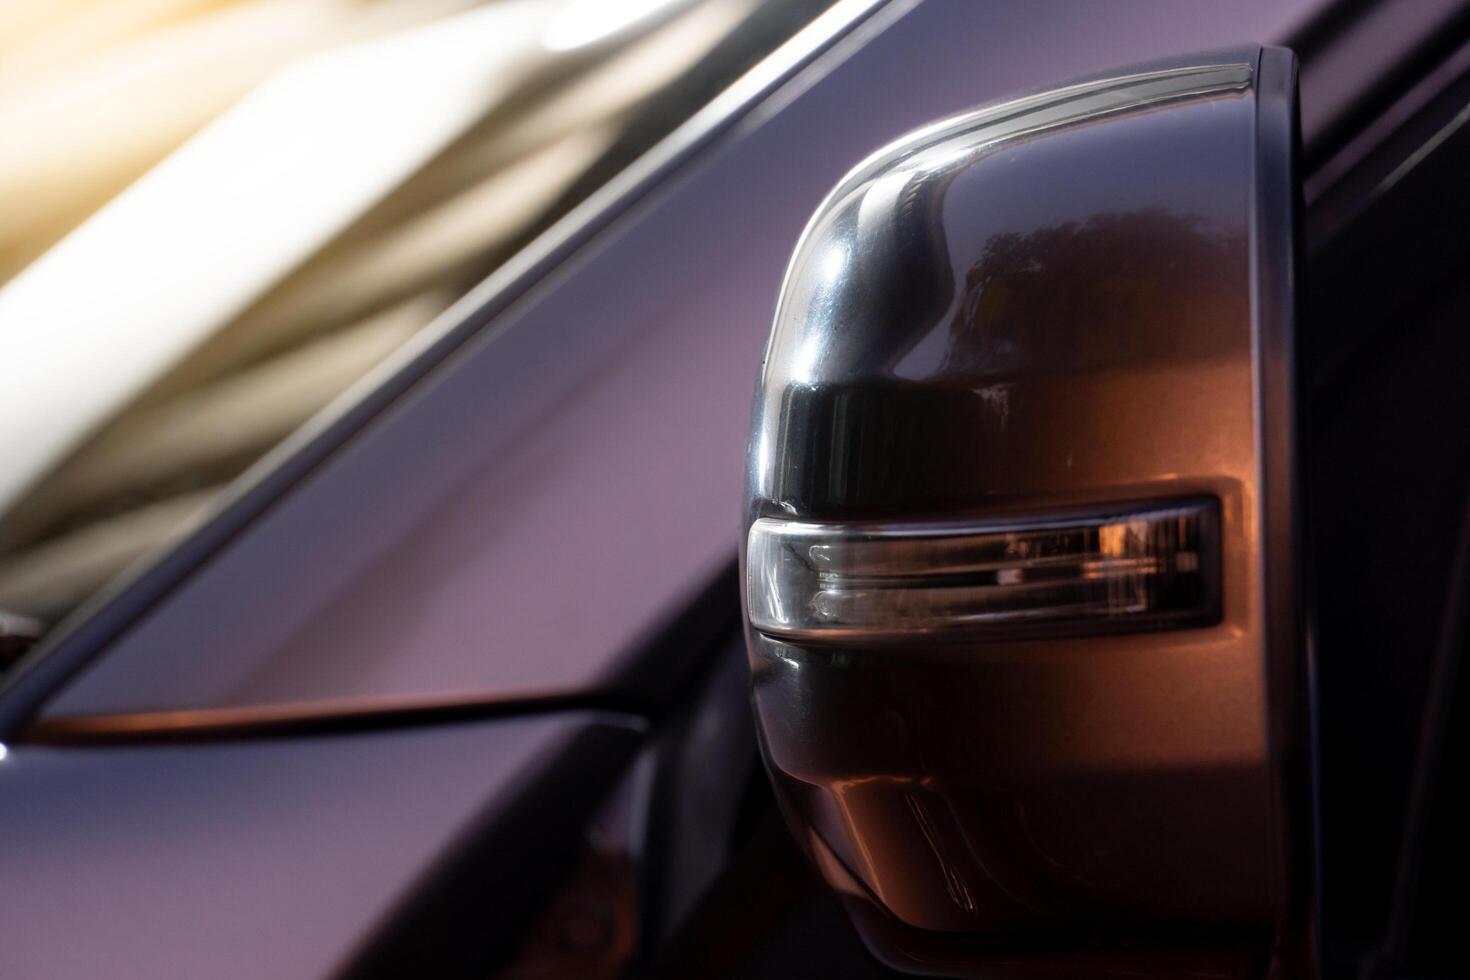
[741,46,1307,977]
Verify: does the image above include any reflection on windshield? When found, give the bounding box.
[0,0,829,632]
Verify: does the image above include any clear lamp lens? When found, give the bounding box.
[746,499,1219,642]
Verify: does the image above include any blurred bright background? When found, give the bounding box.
[0,0,831,632]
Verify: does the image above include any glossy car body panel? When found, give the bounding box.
[741,45,1303,973]
[0,712,642,980]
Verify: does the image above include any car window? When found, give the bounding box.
[0,0,832,639]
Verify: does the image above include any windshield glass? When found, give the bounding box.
[0,0,830,642]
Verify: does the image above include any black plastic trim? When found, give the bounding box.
[1253,44,1316,978]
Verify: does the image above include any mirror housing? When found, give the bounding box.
[742,46,1305,976]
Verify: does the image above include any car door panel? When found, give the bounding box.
[0,713,642,980]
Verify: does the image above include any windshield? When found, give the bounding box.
[0,0,830,641]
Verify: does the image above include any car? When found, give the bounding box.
[0,1,1466,977]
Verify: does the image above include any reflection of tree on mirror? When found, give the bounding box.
[947,208,1248,376]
